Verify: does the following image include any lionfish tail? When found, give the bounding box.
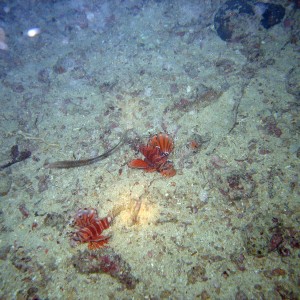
[88,236,110,250]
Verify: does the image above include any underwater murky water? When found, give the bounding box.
[0,0,299,299]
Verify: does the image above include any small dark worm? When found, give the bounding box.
[45,130,128,169]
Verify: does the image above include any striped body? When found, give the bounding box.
[73,208,111,250]
[128,133,176,177]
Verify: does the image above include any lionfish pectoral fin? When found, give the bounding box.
[88,236,110,250]
[159,162,176,177]
[128,159,150,169]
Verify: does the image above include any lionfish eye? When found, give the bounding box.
[157,146,168,156]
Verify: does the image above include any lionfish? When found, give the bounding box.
[72,208,112,250]
[128,133,176,177]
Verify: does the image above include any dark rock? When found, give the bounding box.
[214,0,254,42]
[72,248,139,290]
[258,3,285,29]
[214,1,285,42]
[18,150,31,161]
[10,145,19,161]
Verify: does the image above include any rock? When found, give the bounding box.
[214,0,285,42]
[214,0,255,42]
[258,3,285,29]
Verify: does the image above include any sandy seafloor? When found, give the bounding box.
[0,0,299,299]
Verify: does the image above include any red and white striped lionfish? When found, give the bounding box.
[128,133,176,177]
[72,208,112,250]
